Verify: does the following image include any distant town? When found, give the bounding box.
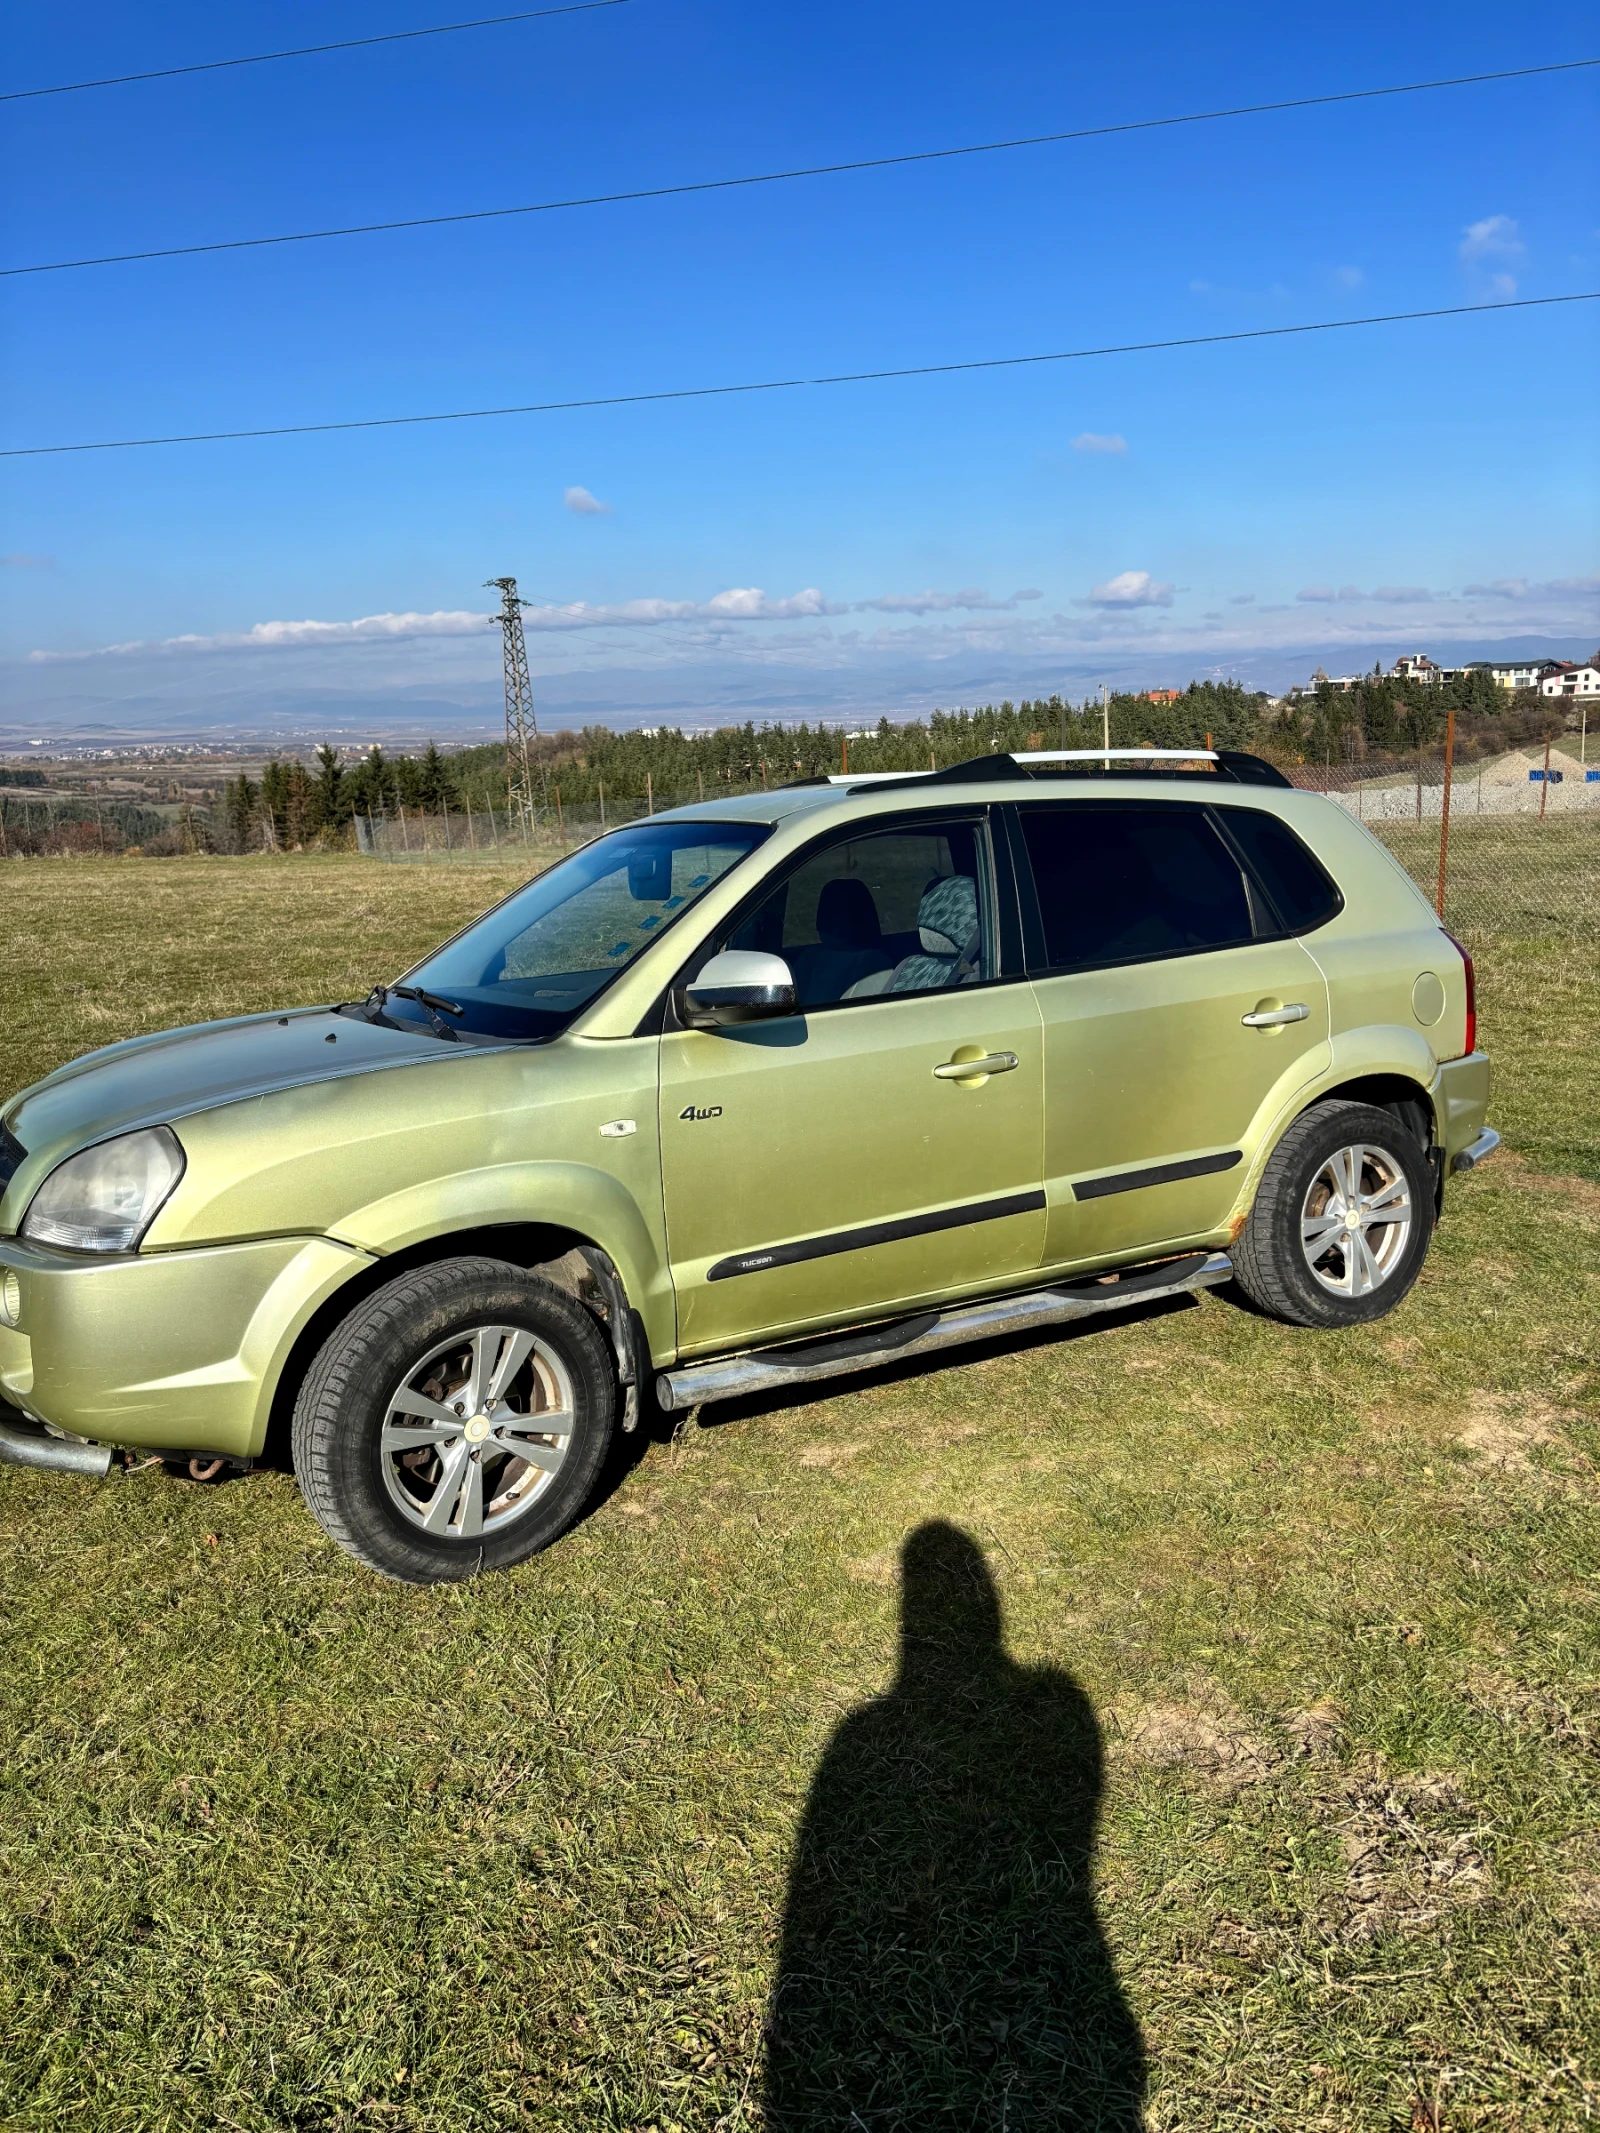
[1288,650,1600,700]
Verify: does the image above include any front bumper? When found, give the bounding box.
[0,1231,374,1458]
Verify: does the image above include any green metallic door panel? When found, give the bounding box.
[1036,939,1331,1265]
[659,983,1046,1354]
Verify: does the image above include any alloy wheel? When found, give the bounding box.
[379,1322,574,1539]
[1299,1142,1413,1298]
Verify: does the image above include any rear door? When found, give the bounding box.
[658,810,1046,1355]
[1013,799,1332,1267]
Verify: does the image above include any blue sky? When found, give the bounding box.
[3,0,1597,739]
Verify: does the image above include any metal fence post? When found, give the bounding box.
[1540,733,1551,822]
[1435,710,1455,918]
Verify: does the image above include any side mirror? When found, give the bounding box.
[677,949,797,1028]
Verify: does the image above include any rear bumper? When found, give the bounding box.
[0,1231,373,1457]
[1435,1051,1491,1169]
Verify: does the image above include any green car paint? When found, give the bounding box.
[0,774,1490,1461]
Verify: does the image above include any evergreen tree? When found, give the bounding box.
[417,740,455,812]
[345,745,387,822]
[259,759,291,849]
[311,744,350,834]
[223,772,259,853]
[285,761,313,847]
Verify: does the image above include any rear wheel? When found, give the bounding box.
[1231,1100,1434,1329]
[291,1257,616,1583]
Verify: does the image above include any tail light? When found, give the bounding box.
[1441,928,1475,1057]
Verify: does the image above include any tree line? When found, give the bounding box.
[1272,667,1563,766]
[199,672,1575,854]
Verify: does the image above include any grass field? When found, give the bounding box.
[2,851,1598,2131]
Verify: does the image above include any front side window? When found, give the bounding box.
[394,820,769,1039]
[1019,802,1254,971]
[726,819,994,1009]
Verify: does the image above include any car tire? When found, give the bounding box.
[291,1256,616,1584]
[1230,1099,1435,1329]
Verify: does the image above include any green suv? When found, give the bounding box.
[0,750,1495,1583]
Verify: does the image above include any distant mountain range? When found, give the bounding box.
[2,633,1589,751]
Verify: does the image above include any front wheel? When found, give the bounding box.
[1230,1100,1435,1329]
[291,1257,617,1583]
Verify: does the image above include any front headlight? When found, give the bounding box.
[21,1126,186,1253]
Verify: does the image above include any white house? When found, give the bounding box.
[1539,658,1600,699]
[1391,653,1442,683]
[1482,660,1550,691]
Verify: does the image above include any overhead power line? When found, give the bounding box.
[4,292,1592,459]
[1,1,635,103]
[5,57,1595,281]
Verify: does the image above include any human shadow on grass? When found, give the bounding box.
[764,1521,1145,2131]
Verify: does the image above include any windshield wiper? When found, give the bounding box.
[390,984,464,1041]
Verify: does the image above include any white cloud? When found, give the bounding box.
[859,588,1042,615]
[1371,584,1432,604]
[30,609,495,662]
[1071,432,1127,454]
[563,485,611,515]
[1333,265,1363,290]
[1459,214,1523,265]
[1459,214,1523,298]
[1463,572,1600,600]
[1229,593,1256,605]
[2,552,53,569]
[523,587,838,630]
[1082,570,1174,609]
[31,584,1053,661]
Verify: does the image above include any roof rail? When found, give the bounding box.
[829,747,1291,794]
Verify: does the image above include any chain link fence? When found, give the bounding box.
[1284,744,1598,945]
[355,794,677,869]
[0,793,192,857]
[356,748,1599,950]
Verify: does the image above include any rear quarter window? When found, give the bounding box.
[1214,807,1342,934]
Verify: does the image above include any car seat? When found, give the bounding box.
[791,875,893,1005]
[842,875,981,996]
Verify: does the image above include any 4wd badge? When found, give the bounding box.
[680,1104,723,1121]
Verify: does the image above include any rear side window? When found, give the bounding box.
[1018,803,1254,969]
[1215,807,1341,933]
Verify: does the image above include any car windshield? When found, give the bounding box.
[388,819,770,1040]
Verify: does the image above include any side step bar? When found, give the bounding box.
[656,1250,1232,1412]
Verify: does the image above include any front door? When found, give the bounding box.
[1014,798,1332,1266]
[659,814,1046,1354]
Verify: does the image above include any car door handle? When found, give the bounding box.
[933,1051,1020,1079]
[1241,1003,1310,1027]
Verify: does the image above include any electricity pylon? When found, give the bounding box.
[486,575,539,819]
